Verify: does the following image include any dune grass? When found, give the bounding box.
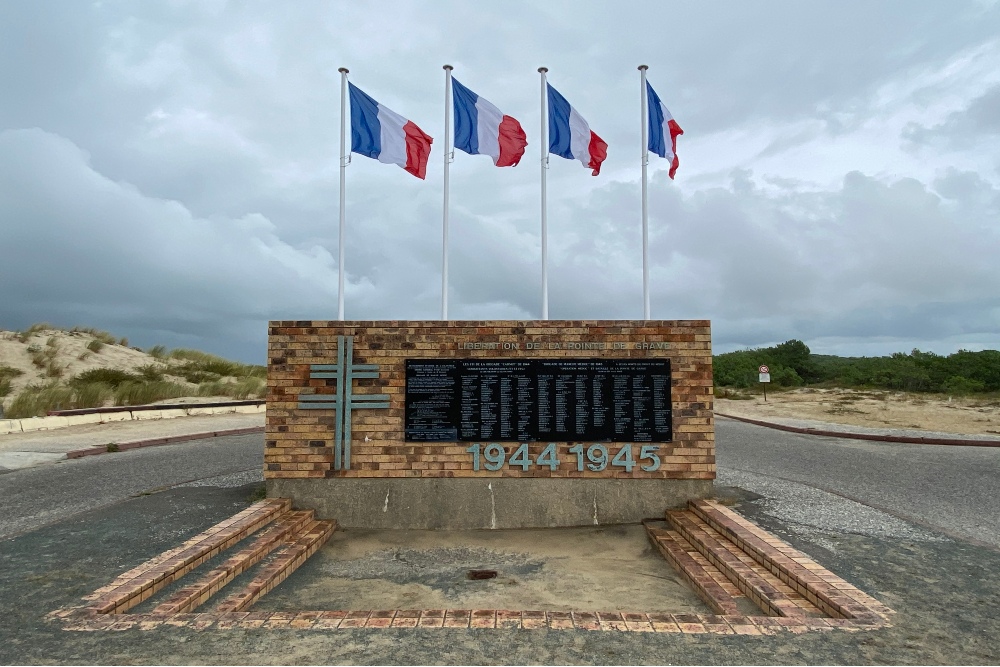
[3,328,266,415]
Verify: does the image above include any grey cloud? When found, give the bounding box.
[903,83,1000,149]
[2,1,1000,362]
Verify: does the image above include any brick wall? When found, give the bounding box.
[265,320,713,481]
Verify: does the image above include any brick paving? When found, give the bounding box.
[48,499,893,635]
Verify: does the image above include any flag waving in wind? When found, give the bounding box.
[646,81,683,179]
[452,78,527,167]
[348,82,433,179]
[546,84,608,175]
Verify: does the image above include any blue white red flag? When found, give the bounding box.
[646,82,683,179]
[546,84,607,176]
[348,83,433,179]
[452,78,527,167]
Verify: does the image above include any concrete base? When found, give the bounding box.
[266,478,715,529]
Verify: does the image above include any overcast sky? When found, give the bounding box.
[2,1,999,363]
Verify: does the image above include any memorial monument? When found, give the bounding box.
[265,319,713,529]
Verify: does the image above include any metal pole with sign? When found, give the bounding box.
[758,365,771,401]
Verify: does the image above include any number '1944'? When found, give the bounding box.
[465,443,661,472]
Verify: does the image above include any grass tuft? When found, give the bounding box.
[5,383,75,418]
[71,368,138,388]
[147,345,168,359]
[113,380,187,407]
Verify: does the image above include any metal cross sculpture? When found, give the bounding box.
[296,335,389,470]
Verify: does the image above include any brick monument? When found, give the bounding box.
[265,320,714,528]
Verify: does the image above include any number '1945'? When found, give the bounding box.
[465,443,660,472]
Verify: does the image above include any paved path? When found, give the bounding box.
[716,416,1000,549]
[0,430,263,540]
[0,412,263,471]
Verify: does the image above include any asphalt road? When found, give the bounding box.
[0,433,264,540]
[716,417,1000,549]
[3,420,997,548]
[1,420,1000,664]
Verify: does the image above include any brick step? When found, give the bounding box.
[150,510,316,614]
[688,500,893,620]
[86,498,291,614]
[667,510,822,618]
[645,524,746,616]
[215,517,337,613]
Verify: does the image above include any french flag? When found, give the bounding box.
[452,78,528,167]
[646,81,684,179]
[348,82,433,179]
[546,84,608,176]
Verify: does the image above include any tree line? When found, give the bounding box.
[713,339,1000,394]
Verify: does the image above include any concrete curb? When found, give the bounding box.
[717,412,1000,448]
[64,426,265,460]
[1,403,265,436]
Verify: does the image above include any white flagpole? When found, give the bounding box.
[442,65,453,321]
[639,65,650,320]
[539,67,549,321]
[338,67,349,321]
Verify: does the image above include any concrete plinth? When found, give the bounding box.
[266,478,714,530]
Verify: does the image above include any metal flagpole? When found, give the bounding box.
[338,67,349,321]
[539,67,549,321]
[639,65,650,320]
[442,65,453,320]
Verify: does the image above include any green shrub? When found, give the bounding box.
[74,381,113,408]
[0,365,24,381]
[174,367,223,384]
[113,380,187,407]
[72,327,116,345]
[87,339,104,353]
[118,337,129,347]
[135,363,165,381]
[0,378,11,398]
[941,376,986,395]
[45,359,64,378]
[70,368,139,388]
[5,383,74,418]
[197,380,231,397]
[147,345,168,359]
[232,377,266,399]
[17,323,51,343]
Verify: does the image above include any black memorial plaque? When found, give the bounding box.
[405,358,672,442]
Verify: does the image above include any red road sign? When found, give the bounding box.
[758,365,769,374]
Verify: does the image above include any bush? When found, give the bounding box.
[0,365,24,381]
[45,359,64,378]
[70,368,139,388]
[74,381,113,408]
[232,377,266,399]
[118,337,129,347]
[147,345,168,359]
[16,323,52,343]
[197,381,231,397]
[941,376,986,395]
[135,363,165,381]
[0,378,11,398]
[87,339,104,353]
[113,380,187,407]
[5,383,74,418]
[72,327,116,345]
